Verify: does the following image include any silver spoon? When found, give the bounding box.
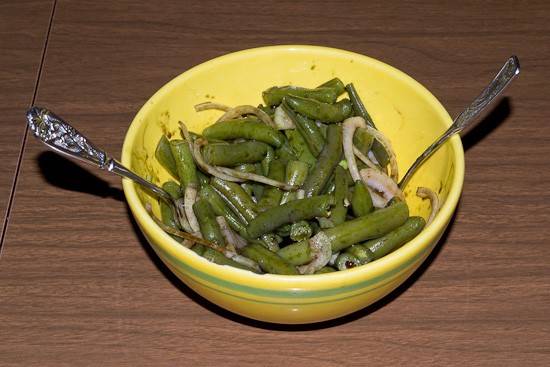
[398,55,520,189]
[26,106,174,204]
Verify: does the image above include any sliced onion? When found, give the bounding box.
[368,151,379,165]
[174,198,193,233]
[184,184,201,233]
[329,252,339,267]
[216,216,248,250]
[297,231,332,274]
[216,167,296,191]
[367,188,388,208]
[224,251,262,273]
[353,145,379,170]
[296,189,305,200]
[194,101,231,112]
[362,125,399,182]
[273,105,295,130]
[416,187,440,226]
[367,186,388,208]
[360,168,405,208]
[217,105,277,128]
[146,203,214,248]
[368,150,388,176]
[343,117,367,182]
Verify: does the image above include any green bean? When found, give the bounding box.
[317,122,328,139]
[160,182,180,228]
[196,171,210,187]
[191,244,206,256]
[280,160,309,204]
[314,266,337,274]
[262,86,338,106]
[202,141,269,166]
[317,217,335,229]
[234,164,257,174]
[276,224,292,237]
[261,146,274,175]
[202,117,286,147]
[290,221,312,242]
[371,140,390,167]
[193,199,226,247]
[345,244,375,264]
[362,216,426,260]
[353,128,374,155]
[210,178,257,223]
[162,181,181,200]
[343,159,368,184]
[325,201,409,252]
[160,200,178,229]
[241,184,255,202]
[274,143,298,163]
[285,95,352,123]
[293,113,325,156]
[302,124,343,197]
[169,139,198,188]
[155,135,178,178]
[317,78,346,96]
[234,164,259,200]
[252,163,265,201]
[198,185,248,238]
[159,181,181,229]
[281,102,325,156]
[240,243,298,275]
[202,248,259,272]
[351,180,373,217]
[345,83,390,167]
[247,195,332,238]
[257,104,275,118]
[335,253,361,271]
[385,197,402,208]
[345,83,376,128]
[310,220,321,235]
[322,174,336,195]
[284,129,316,168]
[256,160,285,212]
[277,240,311,266]
[258,233,283,252]
[286,160,309,186]
[329,166,348,225]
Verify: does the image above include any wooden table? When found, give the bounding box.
[1,1,549,365]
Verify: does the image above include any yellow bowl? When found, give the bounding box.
[121,45,464,324]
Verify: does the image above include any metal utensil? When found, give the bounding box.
[398,56,520,189]
[26,107,173,203]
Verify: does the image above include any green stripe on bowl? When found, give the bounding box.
[165,253,426,306]
[148,233,437,300]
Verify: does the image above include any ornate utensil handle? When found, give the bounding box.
[26,107,171,202]
[27,107,109,168]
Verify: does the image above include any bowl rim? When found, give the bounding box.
[121,44,464,293]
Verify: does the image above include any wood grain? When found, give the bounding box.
[0,0,55,241]
[1,1,549,366]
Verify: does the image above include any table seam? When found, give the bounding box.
[0,0,58,257]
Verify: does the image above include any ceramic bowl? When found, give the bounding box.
[121,45,464,324]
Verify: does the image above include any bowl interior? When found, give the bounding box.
[121,45,463,285]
